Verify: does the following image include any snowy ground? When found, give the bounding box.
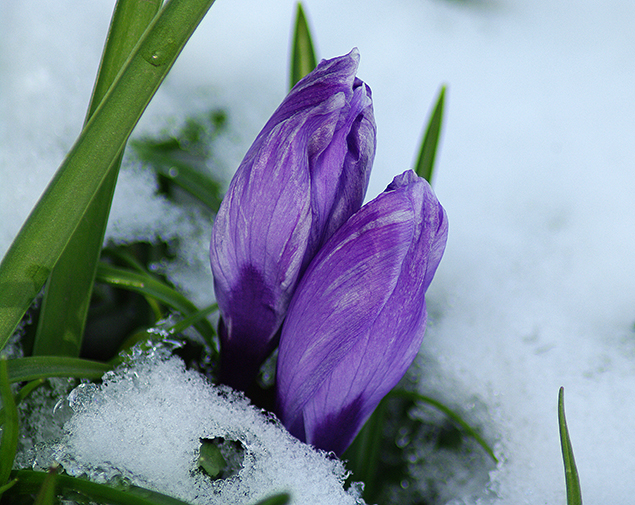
[2,0,635,503]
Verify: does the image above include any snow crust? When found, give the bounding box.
[59,348,363,505]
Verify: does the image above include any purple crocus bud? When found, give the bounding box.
[210,49,376,391]
[275,170,448,455]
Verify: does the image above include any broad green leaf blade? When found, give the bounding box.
[558,387,583,505]
[6,356,110,383]
[290,2,317,89]
[0,359,19,486]
[7,470,195,505]
[414,85,446,184]
[0,0,217,351]
[86,0,164,121]
[96,263,217,350]
[34,0,162,358]
[391,389,497,463]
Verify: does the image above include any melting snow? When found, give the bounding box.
[58,347,363,505]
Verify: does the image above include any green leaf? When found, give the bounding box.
[7,468,290,505]
[0,378,45,425]
[167,304,218,335]
[132,141,224,212]
[86,0,164,121]
[198,439,227,478]
[414,85,446,183]
[390,389,497,463]
[250,492,292,505]
[558,387,583,505]
[342,396,387,500]
[290,2,317,89]
[6,356,110,384]
[130,112,227,213]
[7,469,196,505]
[33,466,58,505]
[0,0,217,351]
[95,263,217,351]
[33,0,163,359]
[0,359,19,487]
[0,478,18,497]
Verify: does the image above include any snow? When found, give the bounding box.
[2,0,635,503]
[57,346,362,505]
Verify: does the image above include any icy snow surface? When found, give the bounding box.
[58,349,362,505]
[2,0,635,503]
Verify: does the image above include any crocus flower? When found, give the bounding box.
[275,170,448,455]
[210,49,376,390]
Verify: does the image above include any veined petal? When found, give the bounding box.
[276,170,448,454]
[210,49,376,390]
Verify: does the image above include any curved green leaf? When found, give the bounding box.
[0,0,217,351]
[414,85,446,183]
[7,469,291,505]
[0,359,19,486]
[33,0,163,358]
[7,470,194,505]
[6,356,110,384]
[33,467,58,505]
[0,379,46,425]
[290,2,317,89]
[342,396,387,500]
[96,263,217,350]
[558,387,583,505]
[390,389,497,463]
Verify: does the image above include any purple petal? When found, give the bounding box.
[276,170,448,454]
[210,49,376,390]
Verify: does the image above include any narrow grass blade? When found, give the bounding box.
[86,0,163,121]
[33,3,159,358]
[558,387,583,505]
[167,304,218,335]
[0,379,45,425]
[0,478,18,497]
[33,466,58,505]
[96,263,217,349]
[130,112,226,213]
[290,2,317,89]
[132,143,224,211]
[0,359,19,486]
[8,469,195,505]
[391,389,497,463]
[14,378,46,404]
[117,304,218,354]
[33,0,162,358]
[0,0,217,351]
[413,85,446,184]
[342,396,387,501]
[6,356,110,383]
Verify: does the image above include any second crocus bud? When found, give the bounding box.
[210,49,376,390]
[275,170,448,455]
